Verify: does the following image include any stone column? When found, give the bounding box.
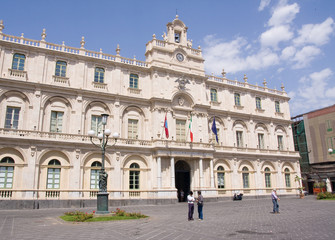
[157,157,162,189]
[170,157,175,188]
[199,158,203,188]
[210,159,215,188]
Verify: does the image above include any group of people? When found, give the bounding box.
[185,189,281,221]
[187,191,204,221]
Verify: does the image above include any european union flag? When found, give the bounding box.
[212,116,218,143]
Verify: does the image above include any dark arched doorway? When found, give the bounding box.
[175,160,190,202]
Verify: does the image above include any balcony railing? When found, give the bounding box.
[0,128,299,157]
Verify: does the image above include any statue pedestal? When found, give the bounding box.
[96,192,109,214]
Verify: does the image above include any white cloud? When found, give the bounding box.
[260,25,293,48]
[203,36,279,74]
[290,68,334,115]
[268,2,299,26]
[258,0,271,11]
[292,46,321,68]
[281,46,296,59]
[294,17,335,46]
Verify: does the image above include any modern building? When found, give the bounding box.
[0,16,300,207]
[292,105,335,193]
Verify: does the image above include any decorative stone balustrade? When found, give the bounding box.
[206,74,286,97]
[53,75,69,85]
[8,69,27,79]
[0,128,299,156]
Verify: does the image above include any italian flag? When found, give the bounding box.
[189,116,193,142]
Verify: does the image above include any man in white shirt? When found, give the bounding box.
[271,189,280,213]
[187,191,195,220]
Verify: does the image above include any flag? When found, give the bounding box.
[164,113,169,139]
[189,116,193,142]
[212,116,218,143]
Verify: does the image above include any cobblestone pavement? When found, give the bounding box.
[0,195,334,240]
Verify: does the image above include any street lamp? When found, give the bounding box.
[88,113,119,214]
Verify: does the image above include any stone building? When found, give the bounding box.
[0,16,300,205]
[292,105,335,193]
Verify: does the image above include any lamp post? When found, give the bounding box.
[88,113,119,214]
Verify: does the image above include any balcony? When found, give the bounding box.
[0,128,299,158]
[8,69,27,80]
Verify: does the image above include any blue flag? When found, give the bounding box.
[211,117,218,143]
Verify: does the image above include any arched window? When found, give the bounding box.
[47,159,61,189]
[90,161,102,189]
[217,166,225,189]
[129,74,139,89]
[129,163,140,189]
[12,53,26,70]
[264,167,271,188]
[55,61,67,77]
[242,167,249,188]
[0,157,15,189]
[94,67,105,83]
[284,168,291,187]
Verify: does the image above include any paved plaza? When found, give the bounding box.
[0,195,334,240]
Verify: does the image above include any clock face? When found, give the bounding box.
[176,53,184,62]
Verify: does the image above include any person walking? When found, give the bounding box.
[197,191,204,220]
[271,189,280,213]
[187,191,195,220]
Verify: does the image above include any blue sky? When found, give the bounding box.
[1,0,334,116]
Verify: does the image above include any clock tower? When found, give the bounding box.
[145,15,205,76]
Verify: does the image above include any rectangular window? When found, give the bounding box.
[277,135,284,150]
[243,173,249,188]
[94,67,105,83]
[176,120,186,142]
[128,119,138,139]
[129,171,139,189]
[50,111,64,133]
[0,166,14,189]
[234,93,241,106]
[129,74,139,89]
[218,172,225,188]
[90,169,99,189]
[91,115,102,134]
[210,89,218,102]
[236,131,243,147]
[47,168,60,189]
[55,61,67,77]
[12,53,25,71]
[265,173,271,188]
[275,101,280,113]
[5,107,20,129]
[258,133,264,149]
[285,174,291,187]
[256,97,262,110]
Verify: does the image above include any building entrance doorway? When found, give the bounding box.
[175,160,190,202]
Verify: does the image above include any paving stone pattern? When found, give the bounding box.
[0,196,334,240]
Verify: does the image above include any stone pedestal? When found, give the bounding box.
[96,192,109,214]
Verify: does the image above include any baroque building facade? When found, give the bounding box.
[0,16,300,203]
